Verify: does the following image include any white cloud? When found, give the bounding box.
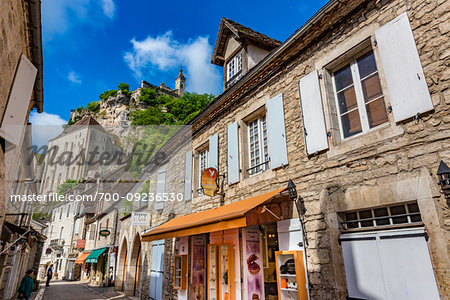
[68,71,82,84]
[42,0,115,41]
[124,31,222,95]
[101,0,115,19]
[29,112,67,148]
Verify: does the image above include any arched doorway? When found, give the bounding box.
[130,233,142,296]
[116,238,128,291]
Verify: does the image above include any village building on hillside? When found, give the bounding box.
[112,0,449,299]
[39,116,122,195]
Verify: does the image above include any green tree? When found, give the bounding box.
[86,101,100,113]
[57,179,78,195]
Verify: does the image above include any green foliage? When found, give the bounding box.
[76,106,84,113]
[122,199,132,216]
[86,101,100,113]
[118,82,131,97]
[139,88,158,106]
[57,179,78,195]
[32,212,50,221]
[131,92,214,126]
[99,89,117,101]
[67,115,82,126]
[125,126,178,177]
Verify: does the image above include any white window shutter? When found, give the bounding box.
[155,169,166,211]
[227,122,240,185]
[298,70,328,155]
[208,133,218,170]
[266,93,289,168]
[184,151,192,201]
[0,55,37,145]
[375,12,433,122]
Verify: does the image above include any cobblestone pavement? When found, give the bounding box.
[41,280,131,300]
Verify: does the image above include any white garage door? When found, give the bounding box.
[340,228,439,300]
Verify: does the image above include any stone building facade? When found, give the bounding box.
[0,0,44,297]
[118,0,449,299]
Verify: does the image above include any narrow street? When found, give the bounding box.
[41,280,131,300]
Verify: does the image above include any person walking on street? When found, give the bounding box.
[46,264,53,287]
[18,269,34,300]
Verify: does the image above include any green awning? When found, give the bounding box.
[85,247,108,263]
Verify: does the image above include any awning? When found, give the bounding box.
[142,188,286,242]
[85,248,108,263]
[75,252,91,264]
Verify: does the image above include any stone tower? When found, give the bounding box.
[175,67,186,97]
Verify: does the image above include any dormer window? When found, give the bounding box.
[226,52,242,88]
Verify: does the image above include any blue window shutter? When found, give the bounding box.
[208,133,218,170]
[155,169,166,211]
[266,93,289,169]
[150,240,165,300]
[227,122,240,184]
[375,12,433,122]
[184,151,192,201]
[298,70,329,155]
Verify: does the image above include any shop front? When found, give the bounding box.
[142,188,310,300]
[74,251,91,280]
[85,247,109,286]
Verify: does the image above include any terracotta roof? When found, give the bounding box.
[211,18,282,66]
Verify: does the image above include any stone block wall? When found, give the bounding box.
[188,0,449,298]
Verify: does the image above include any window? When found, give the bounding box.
[247,116,269,175]
[198,149,208,194]
[227,51,242,87]
[59,207,63,220]
[332,51,388,139]
[341,202,421,230]
[98,223,102,240]
[66,205,70,217]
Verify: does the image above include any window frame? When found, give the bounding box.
[227,51,242,85]
[330,50,388,140]
[246,114,270,176]
[197,148,209,195]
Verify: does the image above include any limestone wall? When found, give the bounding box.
[189,0,449,298]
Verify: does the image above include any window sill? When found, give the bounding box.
[327,123,404,158]
[241,168,276,186]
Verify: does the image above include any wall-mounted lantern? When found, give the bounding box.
[437,160,450,199]
[287,179,297,200]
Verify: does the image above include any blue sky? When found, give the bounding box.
[31,0,329,126]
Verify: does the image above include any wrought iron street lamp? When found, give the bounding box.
[437,160,450,199]
[287,179,297,200]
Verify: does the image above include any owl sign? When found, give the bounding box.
[201,167,219,197]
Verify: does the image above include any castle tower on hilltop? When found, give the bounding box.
[175,67,186,97]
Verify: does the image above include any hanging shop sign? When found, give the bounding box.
[201,167,218,197]
[99,229,111,237]
[131,212,150,226]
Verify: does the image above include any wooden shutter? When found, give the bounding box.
[150,240,165,300]
[184,151,192,201]
[0,55,37,145]
[155,169,166,211]
[227,122,240,185]
[375,12,433,122]
[208,133,218,170]
[266,93,289,168]
[298,70,328,155]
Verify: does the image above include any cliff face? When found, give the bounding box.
[69,88,144,130]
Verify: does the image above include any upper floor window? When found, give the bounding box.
[66,205,70,217]
[227,52,242,87]
[198,148,208,194]
[332,51,388,139]
[247,115,269,175]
